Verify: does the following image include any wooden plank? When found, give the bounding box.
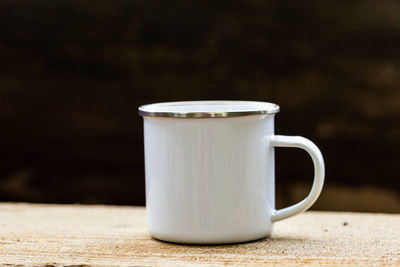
[0,203,399,266]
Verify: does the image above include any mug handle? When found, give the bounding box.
[270,135,325,222]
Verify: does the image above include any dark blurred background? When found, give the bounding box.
[0,0,399,212]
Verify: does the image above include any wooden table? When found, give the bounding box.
[0,203,399,266]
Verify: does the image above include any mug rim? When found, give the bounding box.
[138,100,280,118]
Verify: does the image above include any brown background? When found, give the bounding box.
[0,0,399,212]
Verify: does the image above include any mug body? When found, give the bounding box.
[143,114,276,244]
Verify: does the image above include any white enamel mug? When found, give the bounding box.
[139,101,324,244]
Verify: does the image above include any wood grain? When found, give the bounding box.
[0,203,399,266]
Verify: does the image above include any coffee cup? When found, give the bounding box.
[139,101,324,244]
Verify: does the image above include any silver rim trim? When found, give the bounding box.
[138,101,280,118]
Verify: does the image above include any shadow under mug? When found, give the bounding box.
[139,101,325,244]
